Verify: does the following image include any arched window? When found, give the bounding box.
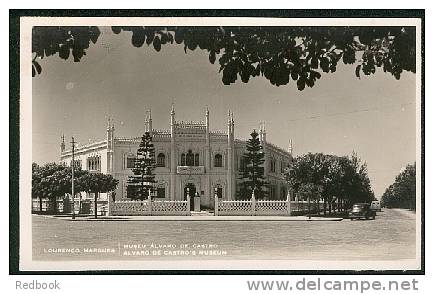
[194,153,200,166]
[157,153,165,167]
[181,154,186,166]
[186,150,194,166]
[214,154,223,167]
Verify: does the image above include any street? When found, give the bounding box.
[32,209,416,261]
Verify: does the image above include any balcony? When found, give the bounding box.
[177,166,205,174]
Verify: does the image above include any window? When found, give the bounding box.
[87,156,101,171]
[181,154,186,166]
[194,153,200,166]
[280,161,286,173]
[157,153,165,167]
[156,187,165,198]
[186,150,194,166]
[270,159,276,173]
[126,157,136,169]
[214,154,223,167]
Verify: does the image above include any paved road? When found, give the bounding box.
[32,209,416,261]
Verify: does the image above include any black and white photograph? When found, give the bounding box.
[13,12,423,272]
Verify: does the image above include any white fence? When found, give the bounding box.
[109,195,190,216]
[32,198,108,215]
[215,195,324,216]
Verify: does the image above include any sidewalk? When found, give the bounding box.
[52,215,343,222]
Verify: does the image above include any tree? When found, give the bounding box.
[238,130,268,199]
[285,152,374,215]
[80,172,118,218]
[32,26,416,90]
[297,183,323,214]
[32,162,65,213]
[381,163,416,210]
[32,26,100,77]
[127,132,157,200]
[32,163,43,212]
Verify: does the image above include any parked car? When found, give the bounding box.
[348,203,376,220]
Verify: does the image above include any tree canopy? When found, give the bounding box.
[237,130,267,199]
[32,162,118,214]
[127,132,157,200]
[285,152,375,214]
[381,162,416,210]
[32,26,416,90]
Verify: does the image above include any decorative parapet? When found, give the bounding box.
[176,121,206,129]
[61,140,107,157]
[115,137,141,144]
[266,142,291,157]
[177,166,205,174]
[210,130,227,135]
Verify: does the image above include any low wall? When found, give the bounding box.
[32,198,108,215]
[109,196,190,216]
[215,195,324,216]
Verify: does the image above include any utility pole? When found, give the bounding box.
[71,137,76,220]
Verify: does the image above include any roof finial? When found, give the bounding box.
[288,139,293,154]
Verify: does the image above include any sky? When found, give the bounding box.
[32,27,417,198]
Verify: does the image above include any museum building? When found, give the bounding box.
[60,106,293,209]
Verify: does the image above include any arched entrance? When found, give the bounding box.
[184,183,196,211]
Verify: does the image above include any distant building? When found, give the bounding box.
[60,106,293,208]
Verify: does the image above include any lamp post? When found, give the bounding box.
[71,136,76,220]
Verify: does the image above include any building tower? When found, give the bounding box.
[288,139,293,155]
[144,109,153,134]
[227,110,234,200]
[106,117,115,174]
[260,121,268,178]
[205,107,211,203]
[230,112,236,199]
[60,134,65,153]
[170,104,176,200]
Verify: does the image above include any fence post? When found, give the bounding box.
[251,189,256,216]
[148,194,152,215]
[107,192,113,216]
[186,194,191,216]
[214,188,219,216]
[287,191,292,216]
